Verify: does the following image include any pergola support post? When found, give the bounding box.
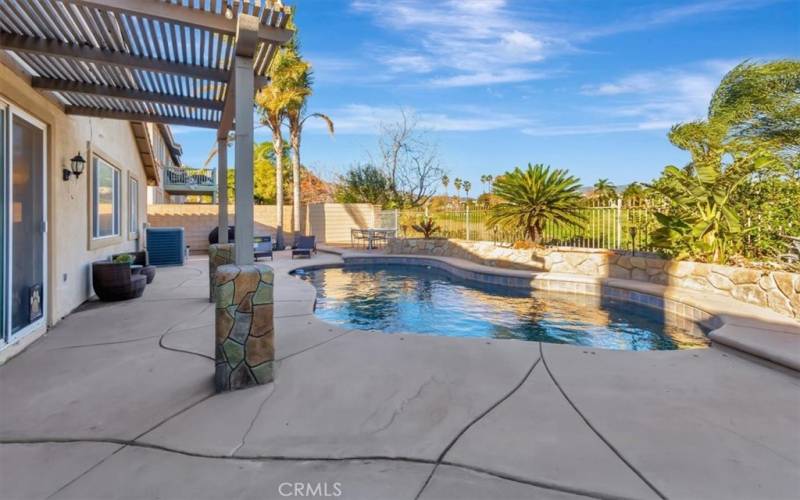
[233,54,255,266]
[213,14,274,392]
[218,137,229,244]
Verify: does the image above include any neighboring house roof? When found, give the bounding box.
[129,122,186,186]
[157,124,183,167]
[130,122,159,186]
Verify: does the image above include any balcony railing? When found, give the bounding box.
[163,166,217,194]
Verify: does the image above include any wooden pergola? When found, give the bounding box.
[0,0,293,265]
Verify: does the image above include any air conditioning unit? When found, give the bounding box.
[146,227,185,266]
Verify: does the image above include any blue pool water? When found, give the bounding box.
[294,264,709,351]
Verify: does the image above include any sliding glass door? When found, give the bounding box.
[0,104,6,342]
[2,104,47,345]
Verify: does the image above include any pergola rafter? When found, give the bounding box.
[32,77,224,111]
[0,0,291,129]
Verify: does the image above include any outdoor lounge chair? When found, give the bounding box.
[292,235,316,259]
[254,235,274,261]
[92,261,146,301]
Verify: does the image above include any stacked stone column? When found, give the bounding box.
[214,264,274,391]
[208,243,235,302]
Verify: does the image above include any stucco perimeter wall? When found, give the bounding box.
[305,203,380,244]
[148,203,379,252]
[148,204,297,254]
[387,238,800,320]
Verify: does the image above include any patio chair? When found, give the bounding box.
[111,250,157,284]
[92,261,146,301]
[351,228,369,249]
[292,235,317,259]
[254,235,273,261]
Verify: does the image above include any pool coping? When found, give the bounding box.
[316,246,800,372]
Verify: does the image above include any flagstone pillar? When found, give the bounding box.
[208,243,234,302]
[214,264,274,391]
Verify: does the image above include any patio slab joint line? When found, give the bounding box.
[171,267,206,290]
[157,302,217,361]
[413,350,543,500]
[232,384,278,456]
[43,443,127,500]
[276,328,358,363]
[43,391,217,498]
[1,437,622,499]
[539,343,667,500]
[437,459,627,500]
[159,325,215,361]
[48,334,163,351]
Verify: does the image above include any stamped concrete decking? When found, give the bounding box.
[1,252,798,500]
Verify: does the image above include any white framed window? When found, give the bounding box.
[92,156,120,239]
[128,175,139,238]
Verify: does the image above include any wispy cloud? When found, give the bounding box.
[348,0,779,88]
[303,104,532,135]
[351,0,562,87]
[582,60,735,123]
[525,59,738,136]
[575,0,785,40]
[522,122,666,137]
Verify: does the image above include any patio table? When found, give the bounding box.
[365,228,396,249]
[352,228,396,249]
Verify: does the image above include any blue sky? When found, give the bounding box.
[174,0,798,191]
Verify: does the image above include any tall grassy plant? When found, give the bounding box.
[649,60,800,263]
[488,164,586,244]
[649,164,744,262]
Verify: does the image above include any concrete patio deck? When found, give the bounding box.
[1,252,798,500]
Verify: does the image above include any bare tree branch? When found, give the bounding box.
[377,110,444,207]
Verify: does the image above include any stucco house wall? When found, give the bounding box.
[1,61,149,332]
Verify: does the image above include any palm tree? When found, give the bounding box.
[592,178,617,204]
[622,182,646,203]
[488,163,586,243]
[486,175,493,191]
[279,41,335,239]
[441,175,449,204]
[480,175,487,193]
[288,109,333,230]
[463,180,472,201]
[255,49,306,249]
[454,178,463,206]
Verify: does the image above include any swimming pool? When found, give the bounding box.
[294,264,709,351]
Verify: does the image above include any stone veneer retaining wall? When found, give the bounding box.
[386,238,800,320]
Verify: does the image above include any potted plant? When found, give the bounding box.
[112,253,134,266]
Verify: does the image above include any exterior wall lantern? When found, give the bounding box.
[63,152,86,181]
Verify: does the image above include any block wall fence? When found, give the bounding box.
[147,203,379,253]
